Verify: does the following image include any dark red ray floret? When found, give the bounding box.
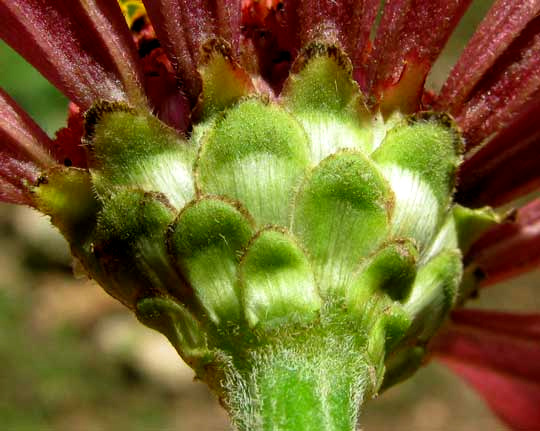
[0,176,33,206]
[51,103,87,169]
[142,0,242,104]
[454,14,540,149]
[281,0,380,65]
[0,0,146,110]
[142,48,191,132]
[364,0,472,113]
[466,199,540,287]
[241,0,379,93]
[432,309,540,430]
[0,89,57,205]
[437,0,540,114]
[0,89,54,167]
[456,93,540,208]
[241,0,297,91]
[129,14,191,131]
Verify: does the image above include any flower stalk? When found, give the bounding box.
[222,322,375,431]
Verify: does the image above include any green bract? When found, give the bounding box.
[32,41,498,430]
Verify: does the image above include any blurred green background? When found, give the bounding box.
[1,1,538,429]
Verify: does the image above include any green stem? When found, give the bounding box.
[223,335,375,431]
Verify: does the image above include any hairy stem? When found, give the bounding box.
[222,331,376,431]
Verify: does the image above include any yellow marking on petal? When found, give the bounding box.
[118,0,147,28]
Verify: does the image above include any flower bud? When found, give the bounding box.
[32,41,500,424]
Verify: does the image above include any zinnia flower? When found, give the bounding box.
[1,0,539,429]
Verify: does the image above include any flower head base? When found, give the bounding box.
[1,0,540,430]
[30,35,494,428]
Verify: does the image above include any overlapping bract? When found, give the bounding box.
[1,1,540,429]
[27,48,464,398]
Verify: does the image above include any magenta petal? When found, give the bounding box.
[455,15,540,148]
[432,309,540,430]
[465,199,540,287]
[365,0,472,112]
[456,93,540,207]
[142,0,242,102]
[437,0,540,113]
[0,0,145,110]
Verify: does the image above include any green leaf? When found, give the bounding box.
[372,112,462,251]
[366,306,411,384]
[381,346,425,391]
[404,249,462,342]
[33,167,99,243]
[293,151,393,297]
[168,198,254,325]
[422,210,458,263]
[347,240,418,312]
[136,297,209,365]
[282,42,372,162]
[239,228,321,329]
[452,204,500,254]
[196,99,310,226]
[94,189,185,308]
[197,39,254,119]
[85,101,195,208]
[283,42,365,116]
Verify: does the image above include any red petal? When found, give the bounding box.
[127,17,191,131]
[0,88,56,204]
[0,0,145,109]
[0,176,33,206]
[437,0,540,113]
[432,309,540,430]
[282,0,379,65]
[241,1,379,93]
[51,103,87,169]
[456,93,540,207]
[241,0,281,31]
[447,309,540,338]
[241,0,299,92]
[365,0,472,113]
[142,0,242,103]
[466,199,540,286]
[0,156,41,206]
[455,15,540,148]
[0,89,55,167]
